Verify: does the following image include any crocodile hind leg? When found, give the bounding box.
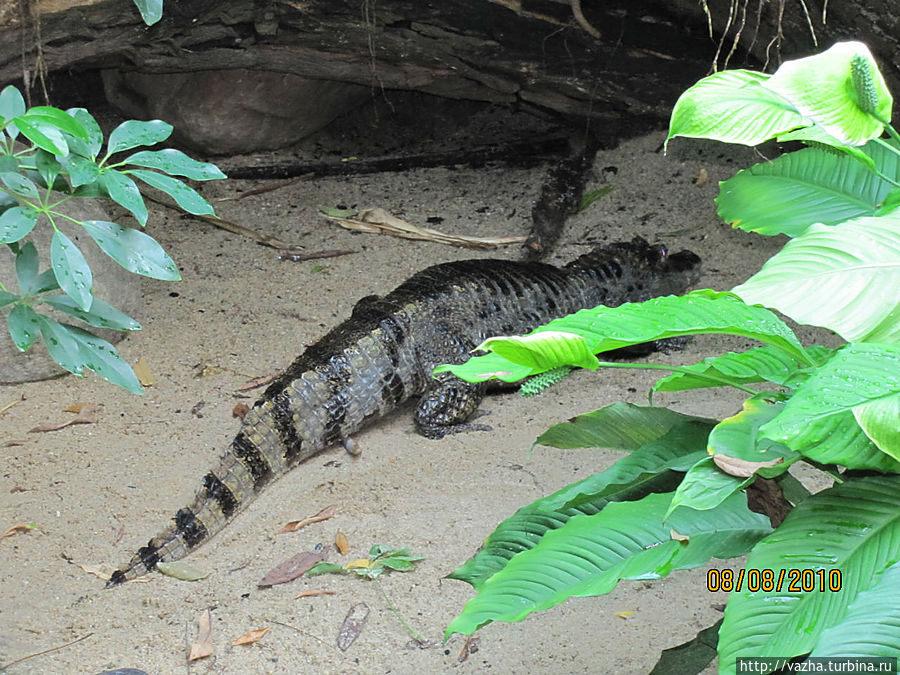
[414,371,490,439]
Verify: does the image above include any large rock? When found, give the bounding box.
[0,196,142,384]
[102,69,371,155]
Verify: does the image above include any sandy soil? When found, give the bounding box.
[0,109,831,674]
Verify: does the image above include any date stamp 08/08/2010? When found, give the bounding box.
[707,567,843,593]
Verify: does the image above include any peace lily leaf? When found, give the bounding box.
[666,457,752,519]
[717,140,900,237]
[51,229,93,311]
[776,125,877,171]
[437,291,811,383]
[101,169,148,226]
[809,559,900,658]
[107,119,173,155]
[667,70,807,148]
[127,169,216,216]
[0,205,39,243]
[733,215,900,342]
[446,492,771,637]
[36,316,141,393]
[124,149,226,180]
[853,393,900,459]
[43,294,141,331]
[80,220,180,280]
[653,344,834,394]
[717,476,900,672]
[784,410,900,472]
[7,304,41,350]
[764,41,892,146]
[478,331,599,372]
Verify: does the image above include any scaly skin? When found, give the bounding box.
[108,237,700,585]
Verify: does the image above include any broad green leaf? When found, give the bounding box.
[0,290,18,308]
[437,291,811,383]
[318,205,358,218]
[809,559,900,658]
[666,457,752,519]
[100,169,148,225]
[649,620,721,675]
[733,215,900,342]
[34,149,62,188]
[667,70,806,148]
[21,106,89,139]
[107,119,173,155]
[763,41,892,146]
[776,125,877,171]
[127,169,215,216]
[50,229,93,311]
[124,149,225,180]
[58,154,100,188]
[14,240,39,292]
[788,411,900,472]
[653,344,834,393]
[65,108,103,158]
[37,316,142,393]
[475,330,600,372]
[716,140,900,237]
[43,294,141,331]
[762,343,900,441]
[0,205,39,243]
[446,492,771,637]
[80,220,180,280]
[28,269,60,295]
[0,154,17,173]
[7,304,41,350]
[717,476,900,673]
[0,171,40,199]
[0,85,26,126]
[131,0,163,25]
[14,118,69,155]
[535,402,711,450]
[854,393,900,459]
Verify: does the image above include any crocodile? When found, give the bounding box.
[108,237,701,585]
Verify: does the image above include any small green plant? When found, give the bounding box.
[132,0,163,25]
[439,41,899,673]
[0,84,224,392]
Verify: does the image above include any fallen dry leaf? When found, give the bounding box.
[695,167,710,186]
[232,403,250,420]
[670,529,690,542]
[615,611,635,619]
[345,558,371,570]
[0,394,25,415]
[1,523,34,539]
[277,248,354,262]
[276,505,336,534]
[78,562,118,580]
[232,627,270,646]
[133,357,154,386]
[236,373,278,391]
[322,207,526,250]
[337,602,369,651]
[713,454,783,478]
[458,636,480,662]
[63,402,84,413]
[335,531,350,554]
[156,560,210,581]
[295,589,336,599]
[29,404,99,432]
[258,548,329,587]
[3,440,25,447]
[188,609,214,661]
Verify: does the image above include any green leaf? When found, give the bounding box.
[764,41,892,146]
[0,153,18,173]
[667,457,752,518]
[80,219,180,280]
[716,140,900,237]
[853,393,900,459]
[733,215,900,342]
[649,619,721,675]
[0,205,39,243]
[43,294,141,331]
[58,153,100,188]
[36,316,142,393]
[306,562,346,577]
[14,240,39,292]
[34,148,62,188]
[100,169,148,226]
[28,269,60,295]
[0,171,40,199]
[478,330,601,372]
[717,476,900,672]
[667,70,806,148]
[124,149,226,180]
[14,118,69,155]
[436,291,811,383]
[788,411,900,472]
[155,561,209,581]
[446,491,771,637]
[131,0,163,25]
[0,85,26,126]
[776,125,877,171]
[21,106,89,139]
[809,559,900,658]
[50,229,93,311]
[7,304,41,350]
[127,169,215,216]
[318,205,358,218]
[653,344,834,394]
[107,119,173,155]
[65,108,104,159]
[0,290,18,308]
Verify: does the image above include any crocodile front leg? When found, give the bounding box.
[415,372,489,438]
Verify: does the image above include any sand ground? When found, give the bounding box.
[0,106,830,674]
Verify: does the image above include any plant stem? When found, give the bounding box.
[374,579,426,643]
[593,360,762,395]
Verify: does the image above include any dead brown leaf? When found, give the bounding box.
[335,530,350,554]
[1,523,33,539]
[695,167,710,186]
[276,505,336,534]
[295,589,336,599]
[29,404,99,432]
[258,547,329,587]
[232,403,250,420]
[670,529,690,542]
[188,609,214,661]
[712,454,783,478]
[278,249,354,262]
[337,602,369,651]
[0,394,24,415]
[3,440,25,447]
[236,373,278,391]
[232,627,270,646]
[133,357,154,386]
[322,207,527,250]
[78,562,118,580]
[63,402,85,413]
[458,636,480,662]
